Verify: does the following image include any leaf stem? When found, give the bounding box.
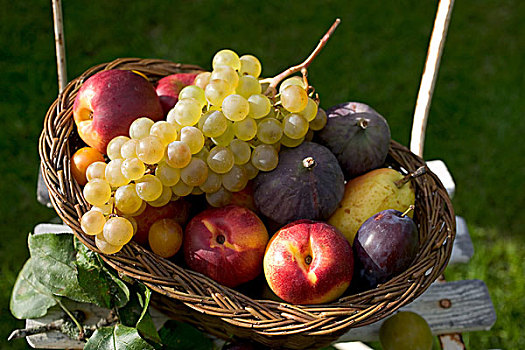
[56,299,85,340]
[264,18,341,96]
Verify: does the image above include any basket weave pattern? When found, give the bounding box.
[39,58,455,349]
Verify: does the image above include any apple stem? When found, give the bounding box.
[394,166,427,188]
[216,235,225,244]
[401,205,415,218]
[263,18,341,97]
[305,255,312,265]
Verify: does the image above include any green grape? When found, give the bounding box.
[228,139,251,165]
[248,94,271,119]
[155,162,181,186]
[150,121,178,146]
[197,110,213,130]
[128,200,146,217]
[205,79,231,106]
[281,85,308,113]
[135,174,163,201]
[207,146,234,174]
[282,114,309,139]
[190,187,203,195]
[243,161,259,180]
[91,197,114,216]
[233,117,257,141]
[114,184,143,214]
[257,118,283,144]
[202,111,228,138]
[148,185,173,207]
[86,161,107,181]
[166,113,184,133]
[221,165,248,192]
[211,123,235,147]
[166,141,192,168]
[212,49,241,71]
[211,65,239,91]
[180,126,204,154]
[297,98,318,122]
[129,117,154,140]
[239,54,262,78]
[105,159,129,187]
[171,180,193,197]
[236,75,261,98]
[194,71,211,89]
[121,157,146,181]
[278,76,307,94]
[281,134,305,148]
[251,144,279,171]
[379,311,433,350]
[205,186,232,207]
[80,209,106,235]
[136,135,165,165]
[170,98,202,126]
[193,146,210,162]
[120,139,139,159]
[199,170,222,193]
[181,157,208,186]
[103,216,134,246]
[179,85,206,107]
[107,136,129,160]
[309,107,328,131]
[222,94,250,121]
[95,233,122,255]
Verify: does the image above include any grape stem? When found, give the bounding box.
[263,18,341,97]
[394,166,427,188]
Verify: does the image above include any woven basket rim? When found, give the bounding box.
[39,57,455,349]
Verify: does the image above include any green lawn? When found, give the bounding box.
[1,0,523,349]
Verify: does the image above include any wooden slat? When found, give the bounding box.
[336,279,496,343]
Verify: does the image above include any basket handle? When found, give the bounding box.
[410,0,455,158]
[51,0,67,93]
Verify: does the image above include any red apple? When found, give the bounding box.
[73,69,164,154]
[155,73,199,115]
[132,199,191,246]
[263,220,354,305]
[183,205,269,288]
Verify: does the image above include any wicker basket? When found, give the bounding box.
[39,58,455,349]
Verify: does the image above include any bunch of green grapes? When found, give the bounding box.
[80,48,329,252]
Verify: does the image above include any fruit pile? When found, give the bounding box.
[70,46,426,306]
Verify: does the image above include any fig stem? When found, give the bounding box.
[302,157,316,169]
[358,118,369,129]
[401,205,415,217]
[264,18,341,96]
[394,166,427,188]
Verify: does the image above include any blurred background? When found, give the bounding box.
[1,0,523,348]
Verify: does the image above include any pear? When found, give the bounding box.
[328,166,425,245]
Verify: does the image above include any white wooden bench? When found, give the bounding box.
[24,160,496,349]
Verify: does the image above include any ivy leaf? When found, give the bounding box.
[28,233,93,304]
[118,284,161,344]
[158,320,213,350]
[10,258,58,319]
[84,324,155,350]
[74,238,129,308]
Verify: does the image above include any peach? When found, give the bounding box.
[73,69,164,154]
[183,205,269,288]
[263,220,353,305]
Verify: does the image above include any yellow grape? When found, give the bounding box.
[135,174,163,201]
[148,219,183,258]
[171,180,193,197]
[121,158,146,181]
[86,161,107,181]
[181,157,208,186]
[207,146,234,174]
[120,139,139,159]
[212,49,241,71]
[114,184,143,215]
[102,216,134,246]
[194,71,211,89]
[309,108,328,131]
[205,79,231,106]
[148,185,173,207]
[166,141,192,168]
[281,85,308,113]
[105,159,129,187]
[150,121,178,146]
[236,75,261,98]
[205,186,232,207]
[221,165,248,192]
[106,136,130,160]
[233,118,257,141]
[170,98,202,126]
[222,94,250,122]
[180,126,205,154]
[228,139,251,165]
[95,233,123,255]
[136,135,165,165]
[179,85,206,107]
[155,162,181,186]
[199,170,222,193]
[239,54,262,78]
[129,117,154,140]
[83,178,112,207]
[80,209,106,235]
[297,98,318,122]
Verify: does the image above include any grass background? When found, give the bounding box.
[1,0,523,348]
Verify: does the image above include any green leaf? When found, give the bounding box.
[28,233,93,303]
[10,258,58,319]
[74,238,129,308]
[118,284,161,344]
[84,324,155,350]
[158,320,213,350]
